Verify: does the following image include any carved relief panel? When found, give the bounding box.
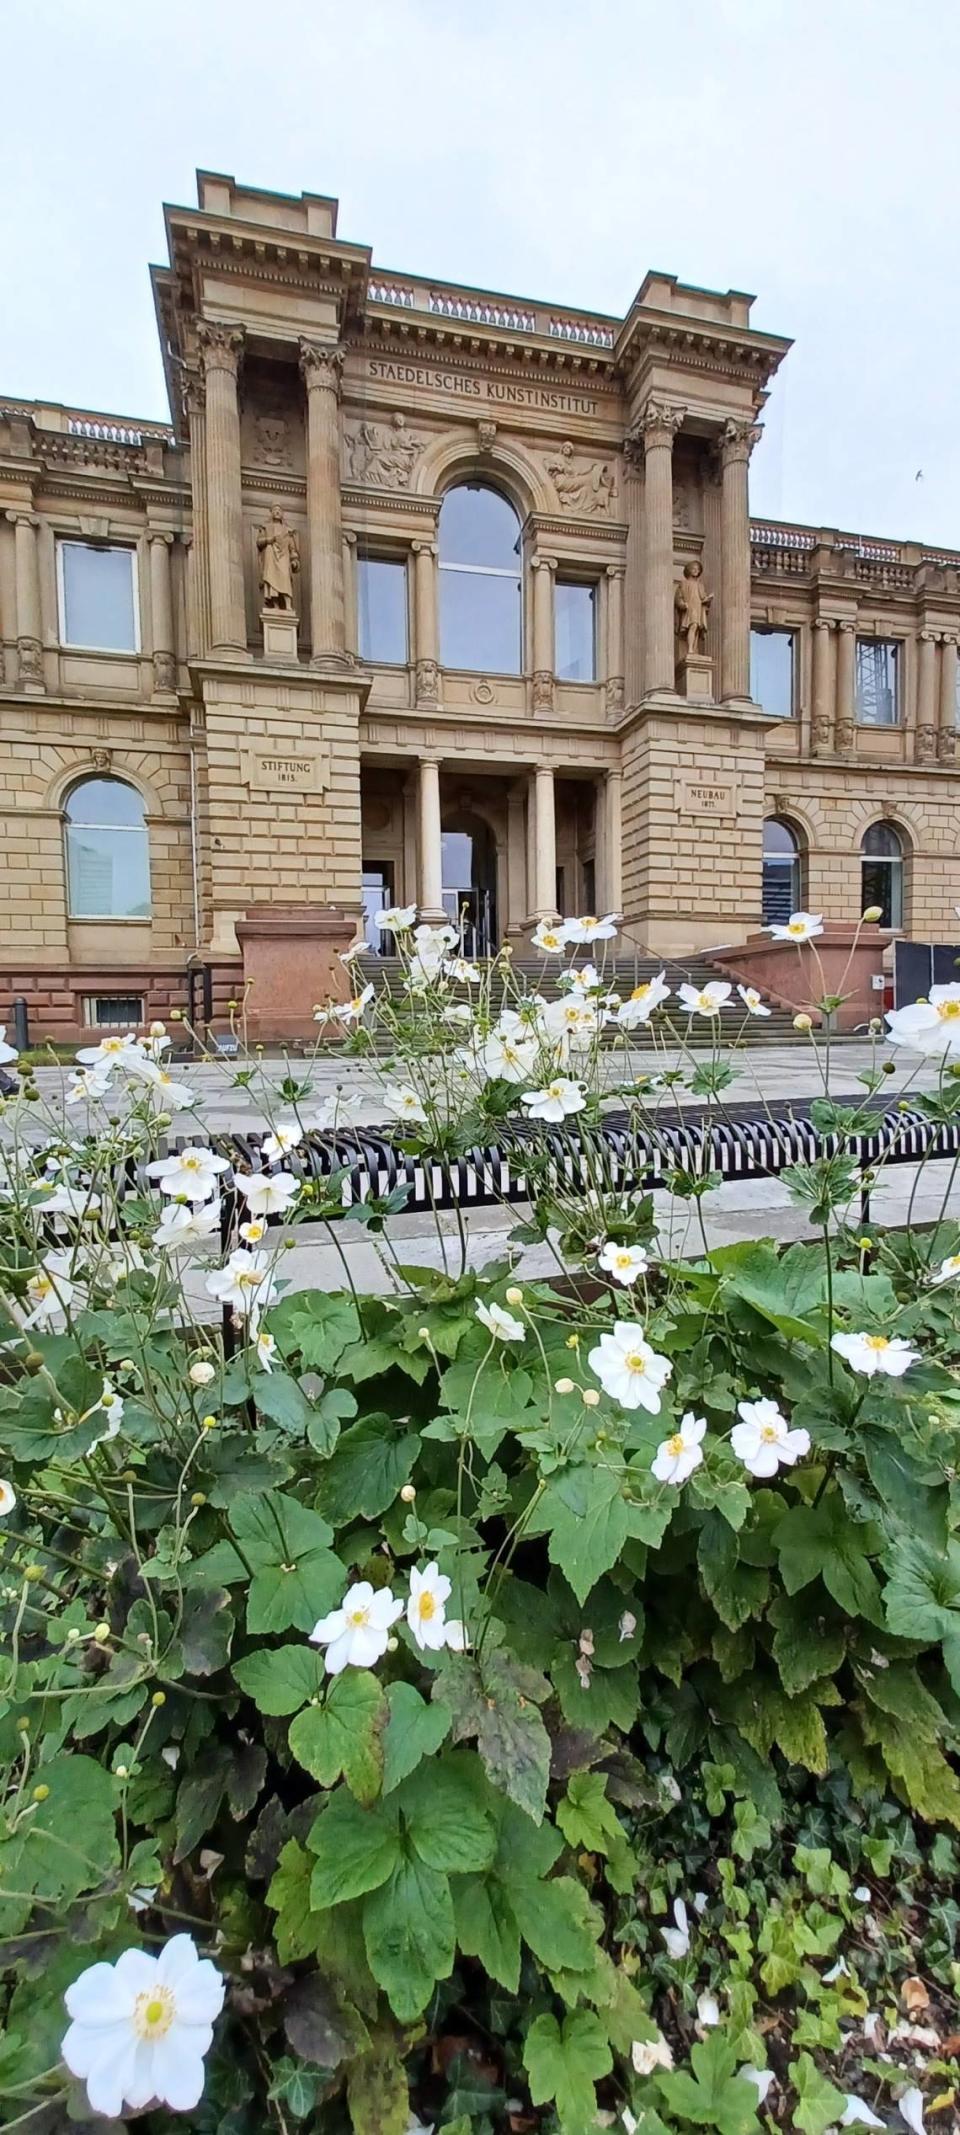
[241,357,305,475]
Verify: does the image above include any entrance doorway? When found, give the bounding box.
[441,814,497,955]
[362,860,395,950]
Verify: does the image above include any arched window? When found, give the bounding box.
[438,483,521,674]
[861,821,903,928]
[761,817,802,926]
[65,778,151,919]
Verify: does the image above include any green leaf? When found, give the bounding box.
[512,1873,602,1974]
[363,1852,455,2020]
[698,1516,769,1631]
[658,2033,760,2135]
[711,1238,824,1340]
[347,2035,410,2135]
[436,1647,551,1822]
[180,1587,235,1676]
[0,1754,118,1924]
[397,1752,497,1874]
[523,2009,612,2135]
[382,1681,451,1793]
[768,1592,845,1696]
[253,1371,317,1435]
[270,1291,362,1372]
[453,1872,522,1993]
[556,1772,621,1854]
[309,1791,401,1908]
[190,1491,344,1634]
[318,1415,420,1522]
[233,1643,326,1715]
[282,1973,368,2067]
[790,2052,846,2135]
[268,1839,326,1964]
[527,1463,629,1604]
[307,1386,357,1457]
[884,1535,960,1642]
[289,1671,387,1804]
[776,1493,885,1625]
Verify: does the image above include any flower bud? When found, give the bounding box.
[792,1013,813,1033]
[386,1636,399,1653]
[115,1765,129,1781]
[417,1326,431,1341]
[201,1414,217,1431]
[32,1783,50,1802]
[581,1387,601,1408]
[565,1333,580,1351]
[66,1626,81,1643]
[505,1286,524,1306]
[189,1361,216,1387]
[23,1565,43,1583]
[554,1377,575,1395]
[94,1622,111,1643]
[862,905,883,924]
[190,1492,207,1508]
[400,1483,417,1503]
[151,1691,166,1708]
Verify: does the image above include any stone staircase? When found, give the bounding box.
[355,950,806,1045]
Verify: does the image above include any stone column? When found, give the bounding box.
[835,621,856,753]
[299,340,346,667]
[604,565,625,715]
[916,628,938,763]
[412,539,440,705]
[603,767,623,912]
[719,417,762,701]
[530,763,558,920]
[418,755,445,919]
[811,616,835,756]
[939,633,958,763]
[635,400,685,695]
[531,555,555,713]
[197,322,246,658]
[10,512,43,690]
[149,533,176,693]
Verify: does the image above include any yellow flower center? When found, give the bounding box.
[864,1334,890,1351]
[760,1424,780,1442]
[937,1000,960,1020]
[631,984,651,1001]
[182,1156,201,1172]
[347,1606,371,1628]
[237,1270,264,1290]
[625,1351,648,1374]
[133,1986,175,2039]
[698,993,712,1010]
[32,1276,53,1298]
[615,1252,633,1268]
[417,1592,437,1622]
[666,1434,685,1457]
[787,920,806,936]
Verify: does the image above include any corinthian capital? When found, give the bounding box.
[196,320,245,378]
[630,399,686,455]
[299,339,344,396]
[720,416,763,467]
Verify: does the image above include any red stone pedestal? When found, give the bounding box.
[713,922,889,1032]
[235,904,363,1043]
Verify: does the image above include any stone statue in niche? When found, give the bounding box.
[674,560,712,659]
[254,412,291,469]
[546,440,616,515]
[347,412,420,488]
[256,507,299,612]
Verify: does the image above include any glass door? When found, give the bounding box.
[361,861,395,951]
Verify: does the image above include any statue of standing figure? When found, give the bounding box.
[674,559,712,659]
[256,507,299,611]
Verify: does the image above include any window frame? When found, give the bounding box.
[855,635,901,728]
[356,549,410,667]
[554,577,598,685]
[63,776,151,922]
[761,815,804,927]
[750,624,796,719]
[437,482,523,676]
[860,820,905,930]
[56,538,141,656]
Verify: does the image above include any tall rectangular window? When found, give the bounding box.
[58,541,138,652]
[856,638,900,726]
[750,627,795,717]
[358,555,408,664]
[555,581,596,683]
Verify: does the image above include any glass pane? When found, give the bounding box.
[762,857,798,926]
[555,582,596,682]
[60,544,137,651]
[762,816,798,859]
[439,567,521,673]
[862,821,901,858]
[66,826,150,917]
[862,857,902,928]
[856,639,899,725]
[750,629,794,716]
[66,778,144,827]
[357,558,408,663]
[441,830,474,893]
[438,485,520,568]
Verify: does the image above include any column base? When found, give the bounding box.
[417,904,448,926]
[235,904,364,1042]
[310,648,359,674]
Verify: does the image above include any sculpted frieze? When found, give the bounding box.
[545,440,618,516]
[344,413,422,488]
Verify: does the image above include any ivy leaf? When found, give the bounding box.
[317,1415,420,1522]
[789,2052,846,2135]
[523,2009,612,2135]
[396,1752,497,1874]
[382,1681,451,1793]
[308,1792,401,1908]
[362,1853,455,2021]
[289,1671,387,1804]
[233,1643,327,1716]
[282,1974,368,2068]
[658,2033,760,2135]
[527,1464,628,1604]
[883,1536,960,1642]
[556,1772,621,1855]
[436,1647,551,1822]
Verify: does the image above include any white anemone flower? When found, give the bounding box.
[206,1250,277,1319]
[262,1123,303,1162]
[75,1032,143,1070]
[154,1201,222,1253]
[376,904,417,932]
[597,1241,649,1287]
[930,1251,960,1286]
[254,1330,277,1374]
[631,2032,674,2075]
[830,1330,919,1378]
[563,914,619,945]
[559,962,602,995]
[310,1581,403,1675]
[659,1897,691,1959]
[767,910,824,943]
[0,1025,18,1065]
[384,1085,428,1126]
[899,2089,925,2135]
[737,985,771,1017]
[24,1250,81,1327]
[89,1383,124,1448]
[617,974,671,1028]
[65,1067,114,1105]
[0,1481,17,1517]
[886,985,960,1058]
[338,940,366,966]
[36,1183,101,1218]
[588,1324,672,1414]
[335,983,375,1025]
[476,1300,525,1343]
[521,1078,586,1123]
[239,1219,268,1246]
[406,1562,456,1652]
[414,922,458,953]
[235,1171,300,1218]
[443,957,481,984]
[732,1397,811,1477]
[61,1933,224,2118]
[531,921,567,953]
[542,996,601,1041]
[651,1412,706,1486]
[478,1032,539,1085]
[740,2069,776,2106]
[146,1147,229,1205]
[677,980,732,1017]
[840,2098,885,2129]
[696,1992,720,2028]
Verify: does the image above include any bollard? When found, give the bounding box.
[13,999,29,1053]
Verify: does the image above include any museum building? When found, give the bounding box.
[1,169,959,1040]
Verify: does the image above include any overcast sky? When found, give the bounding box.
[3,0,958,545]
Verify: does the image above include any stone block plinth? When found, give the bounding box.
[261,608,299,663]
[235,904,363,1042]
